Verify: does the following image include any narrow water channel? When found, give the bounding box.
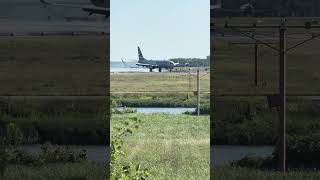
[116,107,196,114]
[211,146,274,167]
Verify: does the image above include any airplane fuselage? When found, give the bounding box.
[137,59,175,70]
[134,46,187,72]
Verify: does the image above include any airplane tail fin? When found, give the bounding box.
[138,46,145,62]
[40,0,51,5]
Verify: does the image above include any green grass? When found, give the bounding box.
[2,162,107,180]
[211,167,320,180]
[0,96,108,145]
[111,113,210,180]
[111,71,210,92]
[112,94,210,108]
[0,36,108,95]
[212,97,320,145]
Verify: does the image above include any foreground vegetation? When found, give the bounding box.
[112,94,210,108]
[211,167,320,180]
[0,96,108,145]
[111,113,210,180]
[212,98,320,145]
[4,162,107,180]
[0,120,107,180]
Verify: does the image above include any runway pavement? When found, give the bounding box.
[0,0,109,36]
[0,20,108,36]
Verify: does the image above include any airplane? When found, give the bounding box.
[40,0,110,18]
[211,0,285,17]
[122,47,189,72]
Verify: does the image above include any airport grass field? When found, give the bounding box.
[111,71,210,92]
[0,36,108,95]
[111,113,210,180]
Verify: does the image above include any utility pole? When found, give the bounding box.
[279,22,287,172]
[189,68,191,90]
[254,42,258,87]
[230,42,277,86]
[217,20,320,173]
[197,69,200,116]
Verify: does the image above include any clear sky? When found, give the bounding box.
[111,0,210,61]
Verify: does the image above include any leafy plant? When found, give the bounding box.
[110,117,150,179]
[0,121,6,177]
[0,120,23,177]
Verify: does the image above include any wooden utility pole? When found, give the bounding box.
[219,20,320,173]
[197,70,200,116]
[189,68,191,90]
[254,42,258,86]
[279,23,287,172]
[230,42,277,86]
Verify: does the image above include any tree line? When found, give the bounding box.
[170,58,210,67]
[218,0,320,17]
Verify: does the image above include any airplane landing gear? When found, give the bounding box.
[149,68,153,72]
[159,68,162,72]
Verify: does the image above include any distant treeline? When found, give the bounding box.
[170,58,210,67]
[215,0,320,17]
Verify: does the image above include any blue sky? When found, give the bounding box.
[111,0,210,61]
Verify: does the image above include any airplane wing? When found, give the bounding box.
[136,63,158,69]
[40,0,110,17]
[121,58,140,68]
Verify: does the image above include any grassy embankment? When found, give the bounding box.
[211,167,320,180]
[111,113,210,180]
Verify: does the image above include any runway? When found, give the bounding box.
[0,0,109,35]
[0,20,108,36]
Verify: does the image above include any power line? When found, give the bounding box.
[214,19,320,172]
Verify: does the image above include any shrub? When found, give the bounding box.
[110,117,150,179]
